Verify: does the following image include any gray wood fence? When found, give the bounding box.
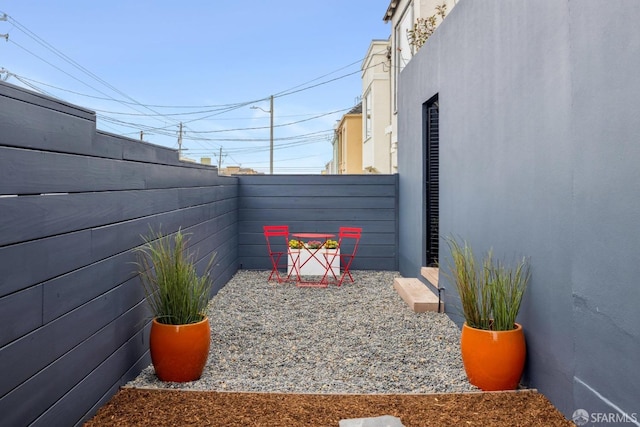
[0,81,398,426]
[0,82,238,426]
[237,174,398,271]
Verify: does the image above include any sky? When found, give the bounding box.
[0,1,392,174]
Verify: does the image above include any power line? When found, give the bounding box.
[4,15,180,123]
[0,10,381,171]
[184,108,349,134]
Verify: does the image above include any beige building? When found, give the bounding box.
[332,103,363,174]
[218,165,262,176]
[329,0,455,175]
[361,39,392,173]
[382,0,457,169]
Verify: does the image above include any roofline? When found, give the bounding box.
[383,1,398,22]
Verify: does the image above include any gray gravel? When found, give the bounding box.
[126,270,478,394]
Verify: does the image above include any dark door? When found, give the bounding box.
[425,96,439,266]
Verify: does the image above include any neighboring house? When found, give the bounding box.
[396,0,640,423]
[218,165,263,176]
[361,39,393,174]
[383,0,458,173]
[331,103,363,174]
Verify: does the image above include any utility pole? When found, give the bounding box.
[218,147,225,169]
[251,96,274,174]
[177,122,183,158]
[214,147,226,170]
[269,95,274,175]
[1,14,8,42]
[0,68,9,82]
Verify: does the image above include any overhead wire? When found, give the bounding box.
[4,15,180,123]
[1,11,386,171]
[2,13,190,147]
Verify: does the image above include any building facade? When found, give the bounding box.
[382,0,458,173]
[396,0,640,422]
[361,39,393,173]
[331,103,363,174]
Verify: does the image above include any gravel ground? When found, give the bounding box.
[126,270,478,394]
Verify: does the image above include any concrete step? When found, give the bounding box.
[393,277,443,313]
[420,266,439,288]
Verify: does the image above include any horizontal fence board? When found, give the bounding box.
[142,162,224,189]
[0,82,94,120]
[239,208,395,222]
[33,327,150,427]
[32,330,148,427]
[0,287,42,348]
[0,276,144,398]
[89,132,124,160]
[0,146,226,195]
[101,132,179,164]
[42,251,136,323]
[0,187,230,247]
[2,302,147,427]
[0,146,146,195]
[237,196,395,210]
[75,350,151,427]
[238,174,395,186]
[0,97,97,155]
[89,212,179,262]
[0,230,93,297]
[239,184,396,198]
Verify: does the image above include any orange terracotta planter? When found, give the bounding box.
[460,322,526,391]
[150,317,210,382]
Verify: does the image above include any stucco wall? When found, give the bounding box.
[397,0,640,421]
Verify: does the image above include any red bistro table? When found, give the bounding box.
[290,233,339,287]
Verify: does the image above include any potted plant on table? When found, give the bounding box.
[287,239,303,274]
[135,227,216,382]
[324,239,338,249]
[446,237,531,391]
[305,240,323,249]
[322,239,340,277]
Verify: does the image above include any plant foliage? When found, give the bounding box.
[289,239,303,249]
[135,228,215,325]
[446,237,530,331]
[407,3,447,51]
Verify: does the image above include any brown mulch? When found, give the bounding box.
[84,388,573,427]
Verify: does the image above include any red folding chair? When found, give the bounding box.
[263,225,291,283]
[334,226,362,286]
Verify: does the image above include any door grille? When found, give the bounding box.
[425,97,439,266]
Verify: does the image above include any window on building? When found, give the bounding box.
[364,91,372,140]
[394,5,414,111]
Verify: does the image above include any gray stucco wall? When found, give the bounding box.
[398,0,640,421]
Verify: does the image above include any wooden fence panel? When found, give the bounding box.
[0,81,398,426]
[0,82,239,427]
[237,174,398,271]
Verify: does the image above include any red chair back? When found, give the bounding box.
[263,225,290,282]
[336,226,362,286]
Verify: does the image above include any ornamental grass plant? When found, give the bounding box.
[446,237,530,331]
[489,257,531,331]
[135,228,215,325]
